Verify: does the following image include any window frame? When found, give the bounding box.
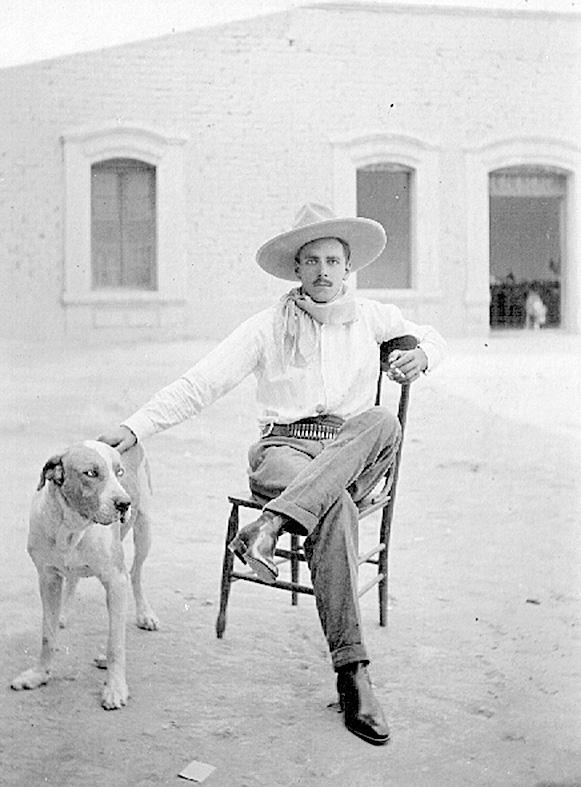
[61,123,187,307]
[464,136,580,333]
[331,131,441,304]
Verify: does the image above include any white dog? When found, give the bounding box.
[525,291,547,330]
[11,440,158,709]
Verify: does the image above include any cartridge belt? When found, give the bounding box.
[261,415,344,441]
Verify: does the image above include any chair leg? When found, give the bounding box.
[378,545,388,627]
[216,503,239,638]
[378,510,392,628]
[290,533,300,606]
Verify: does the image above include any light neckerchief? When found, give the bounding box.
[277,285,358,368]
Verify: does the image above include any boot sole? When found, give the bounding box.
[345,720,390,746]
[243,555,278,585]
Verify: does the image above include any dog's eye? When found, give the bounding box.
[116,467,125,477]
[84,469,98,478]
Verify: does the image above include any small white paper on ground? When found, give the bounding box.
[178,759,216,782]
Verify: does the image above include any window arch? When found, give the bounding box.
[465,136,581,333]
[331,131,441,301]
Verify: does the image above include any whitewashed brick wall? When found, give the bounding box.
[0,4,578,340]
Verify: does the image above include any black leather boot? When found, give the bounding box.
[337,662,390,745]
[228,511,285,584]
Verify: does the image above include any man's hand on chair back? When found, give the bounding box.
[386,347,427,384]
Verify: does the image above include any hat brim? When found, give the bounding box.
[256,217,387,281]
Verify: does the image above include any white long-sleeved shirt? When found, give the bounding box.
[123,297,446,442]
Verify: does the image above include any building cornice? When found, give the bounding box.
[301,1,580,22]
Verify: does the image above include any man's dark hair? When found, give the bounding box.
[295,237,351,265]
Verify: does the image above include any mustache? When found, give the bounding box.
[313,278,333,286]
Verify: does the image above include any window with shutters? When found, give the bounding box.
[91,159,157,290]
[61,124,187,334]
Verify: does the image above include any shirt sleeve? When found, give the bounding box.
[367,301,447,372]
[122,310,268,442]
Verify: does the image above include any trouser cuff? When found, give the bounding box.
[264,500,318,535]
[332,645,369,672]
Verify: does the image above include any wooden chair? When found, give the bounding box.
[215,334,418,639]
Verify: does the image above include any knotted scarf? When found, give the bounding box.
[277,285,358,368]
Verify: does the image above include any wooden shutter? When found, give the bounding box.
[91,159,156,290]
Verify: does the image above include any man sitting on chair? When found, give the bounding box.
[99,204,446,745]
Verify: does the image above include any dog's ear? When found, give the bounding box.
[38,455,64,490]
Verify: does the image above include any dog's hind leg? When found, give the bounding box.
[59,575,80,628]
[11,569,63,691]
[131,510,159,631]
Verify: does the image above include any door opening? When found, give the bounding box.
[489,166,565,329]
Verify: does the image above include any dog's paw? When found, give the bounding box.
[11,668,49,691]
[101,678,129,710]
[136,608,159,631]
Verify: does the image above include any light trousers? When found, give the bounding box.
[247,406,401,671]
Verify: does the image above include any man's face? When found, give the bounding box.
[295,237,350,303]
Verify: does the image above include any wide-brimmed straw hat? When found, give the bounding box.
[256,203,387,281]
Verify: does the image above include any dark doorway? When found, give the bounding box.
[489,167,565,328]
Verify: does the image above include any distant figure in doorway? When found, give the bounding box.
[524,290,547,330]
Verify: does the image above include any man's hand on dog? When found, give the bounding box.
[386,348,427,384]
[98,425,137,453]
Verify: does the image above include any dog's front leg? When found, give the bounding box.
[100,566,129,709]
[11,569,63,691]
[59,575,80,628]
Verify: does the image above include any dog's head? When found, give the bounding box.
[38,441,132,526]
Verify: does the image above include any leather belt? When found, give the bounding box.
[261,416,344,441]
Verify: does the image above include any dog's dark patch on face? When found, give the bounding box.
[62,455,107,516]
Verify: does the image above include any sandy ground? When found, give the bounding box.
[1,330,580,787]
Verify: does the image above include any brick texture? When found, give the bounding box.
[0,5,578,339]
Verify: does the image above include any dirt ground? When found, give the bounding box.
[1,330,580,787]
